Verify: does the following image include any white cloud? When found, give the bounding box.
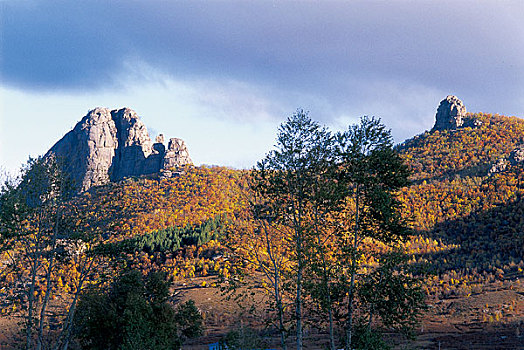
[0,74,283,174]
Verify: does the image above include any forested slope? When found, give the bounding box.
[22,113,523,296]
[2,112,523,349]
[397,113,524,298]
[398,113,524,182]
[4,113,521,306]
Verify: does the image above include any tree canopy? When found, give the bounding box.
[73,269,203,350]
[243,111,425,350]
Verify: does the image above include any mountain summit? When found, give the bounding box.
[45,107,192,192]
[432,95,482,131]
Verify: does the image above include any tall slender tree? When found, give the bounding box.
[248,198,290,350]
[336,116,412,350]
[246,113,424,349]
[252,110,335,350]
[0,157,105,350]
[0,156,72,350]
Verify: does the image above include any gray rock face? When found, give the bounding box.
[163,138,192,169]
[489,158,508,175]
[45,107,192,192]
[509,145,524,165]
[433,95,467,131]
[489,144,524,175]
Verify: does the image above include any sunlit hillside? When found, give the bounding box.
[397,113,524,300]
[1,113,523,349]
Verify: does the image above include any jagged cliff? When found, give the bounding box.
[45,107,192,192]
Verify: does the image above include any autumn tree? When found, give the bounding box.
[251,110,341,350]
[336,116,422,349]
[0,157,106,350]
[357,251,426,346]
[0,156,73,350]
[244,197,291,350]
[250,113,425,349]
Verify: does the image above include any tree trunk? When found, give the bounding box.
[315,212,336,350]
[322,254,336,350]
[275,275,287,350]
[27,210,44,350]
[295,207,304,350]
[296,260,303,350]
[53,256,95,350]
[346,264,356,350]
[26,258,38,350]
[346,186,360,350]
[328,301,336,350]
[37,207,61,350]
[263,221,287,350]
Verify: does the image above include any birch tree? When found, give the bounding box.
[0,157,103,350]
[252,110,336,350]
[0,156,72,349]
[336,116,413,350]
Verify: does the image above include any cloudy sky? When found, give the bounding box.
[1,1,523,173]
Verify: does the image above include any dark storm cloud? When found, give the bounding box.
[2,1,524,123]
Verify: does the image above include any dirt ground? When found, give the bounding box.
[1,277,523,349]
[177,277,524,350]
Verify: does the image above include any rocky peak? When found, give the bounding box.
[163,138,192,169]
[45,108,192,192]
[433,95,467,131]
[111,108,153,155]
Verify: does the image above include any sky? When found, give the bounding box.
[1,1,524,174]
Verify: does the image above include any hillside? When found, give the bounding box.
[68,111,524,288]
[393,112,524,349]
[1,109,523,349]
[398,112,524,182]
[397,112,524,280]
[85,112,524,348]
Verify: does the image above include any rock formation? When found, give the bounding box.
[488,158,508,175]
[45,107,192,192]
[163,138,192,169]
[489,144,524,174]
[433,95,467,131]
[432,95,482,132]
[509,145,524,165]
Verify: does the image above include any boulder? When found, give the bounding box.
[488,144,523,175]
[489,158,508,175]
[433,95,467,131]
[509,145,524,165]
[162,138,192,170]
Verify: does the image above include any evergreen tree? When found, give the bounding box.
[73,269,203,350]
